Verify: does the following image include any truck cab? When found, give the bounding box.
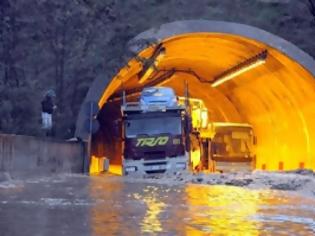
[121,87,189,175]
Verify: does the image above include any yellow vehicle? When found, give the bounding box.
[177,97,208,131]
[210,122,256,172]
[178,97,256,172]
[177,97,211,170]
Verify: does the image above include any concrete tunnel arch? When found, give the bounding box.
[76,20,315,172]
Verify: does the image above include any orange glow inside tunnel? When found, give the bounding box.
[185,185,263,235]
[91,32,315,172]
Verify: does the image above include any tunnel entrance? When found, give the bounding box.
[76,20,315,173]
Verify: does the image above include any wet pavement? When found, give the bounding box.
[1,174,315,235]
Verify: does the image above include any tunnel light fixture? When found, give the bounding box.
[211,50,268,88]
[138,43,166,84]
[138,66,156,84]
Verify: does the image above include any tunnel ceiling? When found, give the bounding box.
[77,20,315,171]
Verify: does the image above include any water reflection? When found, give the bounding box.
[1,175,314,235]
[185,185,262,235]
[89,176,124,235]
[139,186,166,233]
[88,176,315,235]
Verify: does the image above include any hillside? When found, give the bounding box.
[0,0,314,138]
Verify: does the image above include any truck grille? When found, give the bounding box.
[144,151,166,160]
[145,170,166,174]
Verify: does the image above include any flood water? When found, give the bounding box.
[1,174,315,235]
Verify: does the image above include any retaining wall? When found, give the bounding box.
[0,134,84,180]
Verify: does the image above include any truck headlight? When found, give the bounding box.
[175,162,186,169]
[125,166,137,172]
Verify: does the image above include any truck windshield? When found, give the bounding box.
[125,116,181,138]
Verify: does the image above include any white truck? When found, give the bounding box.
[121,87,190,175]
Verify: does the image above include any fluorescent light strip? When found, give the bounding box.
[138,66,155,84]
[211,50,268,88]
[211,59,265,87]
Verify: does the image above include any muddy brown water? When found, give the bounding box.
[1,174,315,235]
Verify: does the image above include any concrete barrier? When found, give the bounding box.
[0,134,84,180]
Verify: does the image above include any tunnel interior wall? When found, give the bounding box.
[92,101,122,168]
[0,134,84,180]
[77,20,315,172]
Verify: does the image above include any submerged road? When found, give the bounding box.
[1,174,315,235]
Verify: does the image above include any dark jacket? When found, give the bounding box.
[41,97,54,114]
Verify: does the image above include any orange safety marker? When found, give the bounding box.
[278,162,284,171]
[299,162,305,169]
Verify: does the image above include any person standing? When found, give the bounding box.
[41,90,56,136]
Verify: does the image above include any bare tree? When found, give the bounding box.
[0,0,20,87]
[308,0,315,23]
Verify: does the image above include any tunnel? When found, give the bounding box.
[75,20,315,173]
